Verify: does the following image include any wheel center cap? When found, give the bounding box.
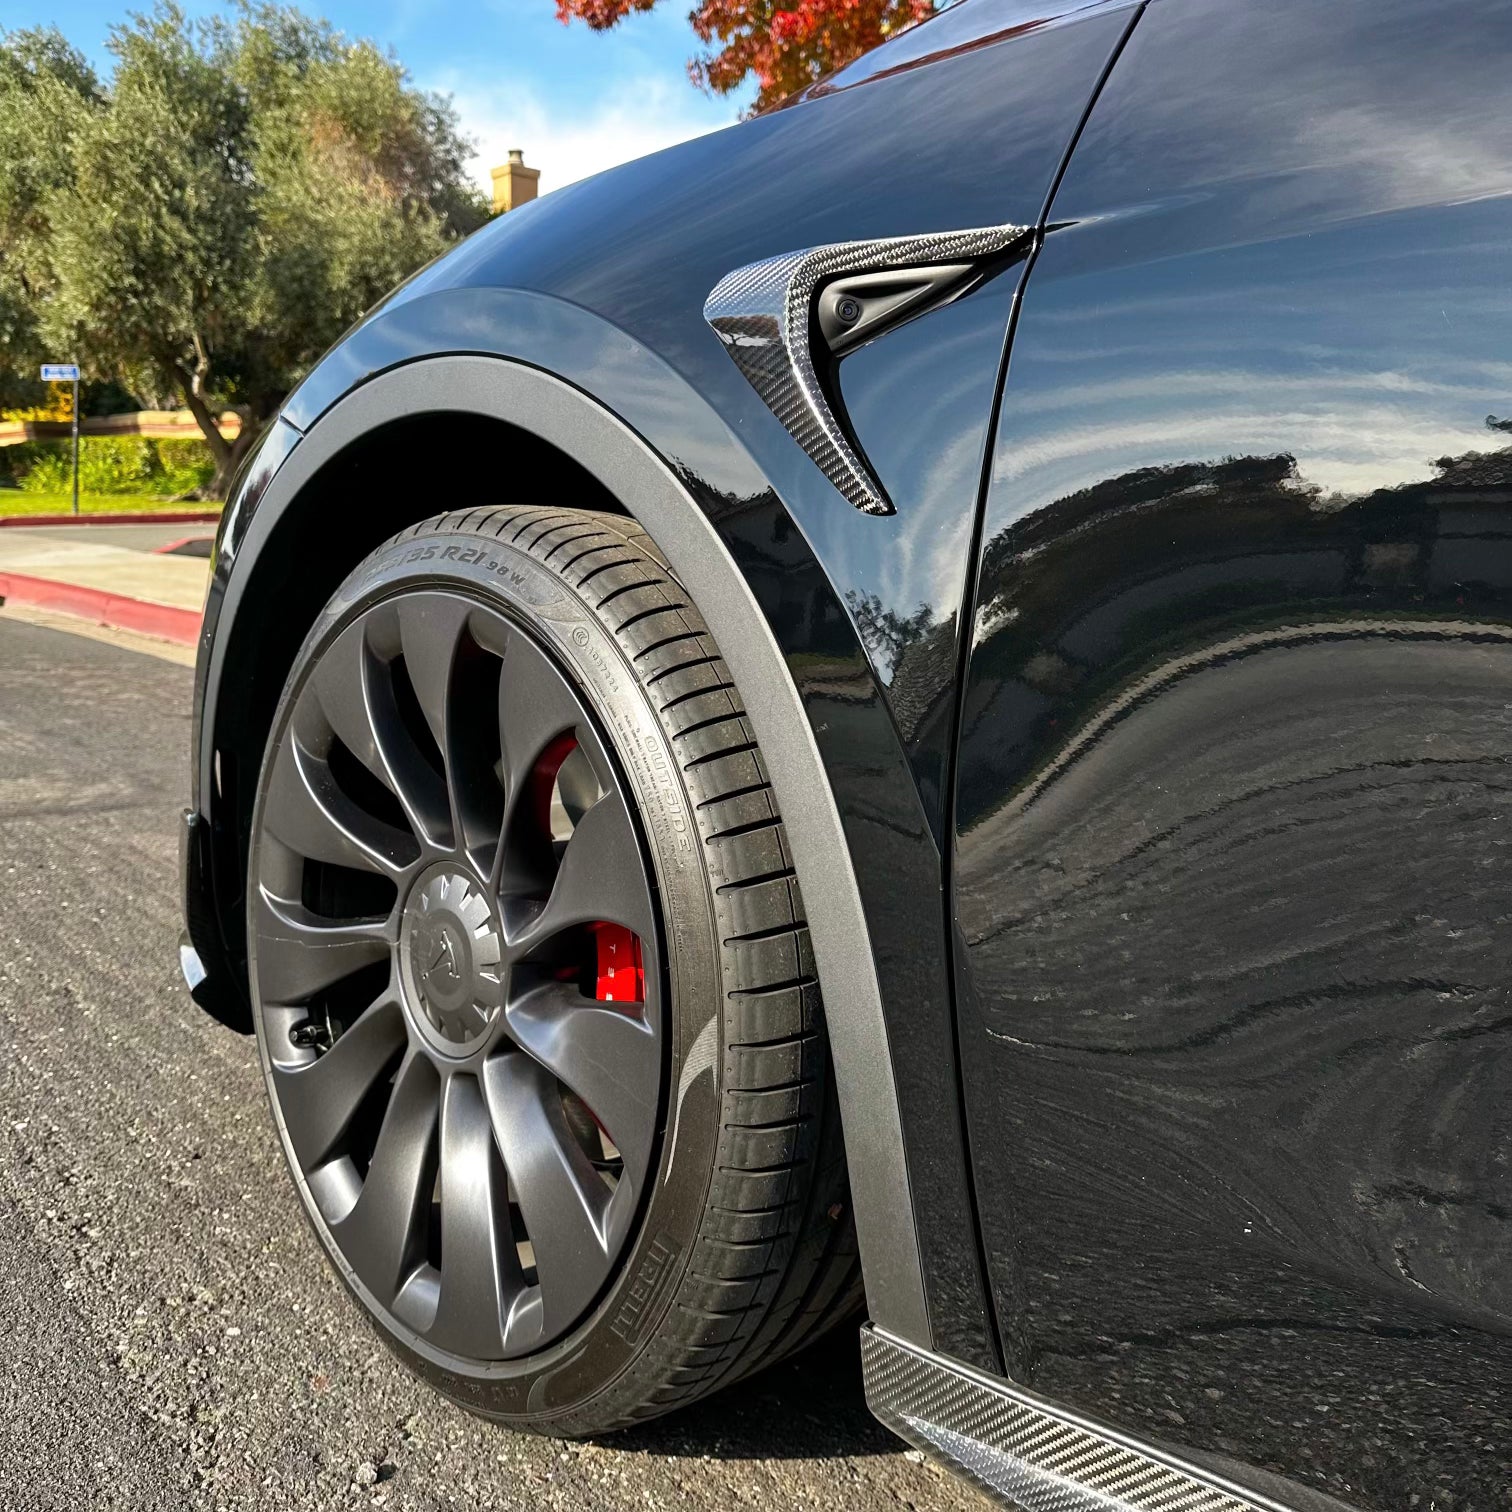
[399,864,505,1058]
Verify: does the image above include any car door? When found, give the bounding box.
[952,0,1512,1505]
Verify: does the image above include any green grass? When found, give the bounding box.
[0,491,223,518]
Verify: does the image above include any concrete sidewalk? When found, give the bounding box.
[0,525,211,612]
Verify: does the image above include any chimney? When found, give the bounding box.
[491,149,540,214]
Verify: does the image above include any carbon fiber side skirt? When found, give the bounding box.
[861,1326,1321,1512]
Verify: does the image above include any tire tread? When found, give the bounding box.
[398,505,862,1431]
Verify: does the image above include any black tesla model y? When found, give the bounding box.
[180,0,1512,1505]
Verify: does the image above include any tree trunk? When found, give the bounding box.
[171,362,264,500]
[206,417,261,502]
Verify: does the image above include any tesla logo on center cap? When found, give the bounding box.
[424,932,460,987]
[402,867,505,1050]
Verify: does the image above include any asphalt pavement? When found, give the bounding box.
[0,609,977,1512]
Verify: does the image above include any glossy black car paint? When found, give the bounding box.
[191,0,1139,1373]
[953,0,1512,1505]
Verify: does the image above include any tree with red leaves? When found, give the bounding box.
[556,0,935,111]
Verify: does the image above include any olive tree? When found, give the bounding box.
[0,29,100,410]
[2,4,489,496]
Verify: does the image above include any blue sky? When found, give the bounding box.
[53,0,750,194]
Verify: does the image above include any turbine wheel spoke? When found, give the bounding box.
[491,633,589,892]
[263,736,413,875]
[310,622,385,781]
[312,617,451,850]
[516,792,654,951]
[506,982,658,1188]
[394,594,473,767]
[330,1051,439,1307]
[482,1053,611,1334]
[253,888,391,1003]
[271,995,406,1169]
[399,596,510,871]
[427,1075,517,1357]
[498,631,588,792]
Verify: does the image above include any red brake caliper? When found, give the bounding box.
[590,922,644,1007]
[530,737,645,1008]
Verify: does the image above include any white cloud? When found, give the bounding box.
[435,71,738,196]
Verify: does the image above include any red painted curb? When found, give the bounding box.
[0,570,201,647]
[0,510,221,528]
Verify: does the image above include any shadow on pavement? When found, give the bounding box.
[608,1321,902,1461]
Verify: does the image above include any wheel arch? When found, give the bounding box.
[206,407,622,927]
[197,353,932,1346]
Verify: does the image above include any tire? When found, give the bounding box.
[246,505,862,1434]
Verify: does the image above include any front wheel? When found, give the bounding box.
[246,506,861,1432]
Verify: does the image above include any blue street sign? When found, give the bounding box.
[40,364,80,382]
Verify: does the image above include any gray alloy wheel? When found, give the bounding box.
[250,589,663,1366]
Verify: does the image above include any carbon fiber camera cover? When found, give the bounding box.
[703,223,1029,516]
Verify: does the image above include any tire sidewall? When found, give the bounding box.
[247,519,725,1428]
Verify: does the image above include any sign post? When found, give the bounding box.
[40,364,82,515]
